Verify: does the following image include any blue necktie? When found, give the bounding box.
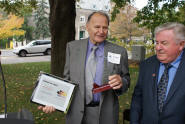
[157,63,172,113]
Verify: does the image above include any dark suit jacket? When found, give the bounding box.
[63,38,130,124]
[130,49,185,124]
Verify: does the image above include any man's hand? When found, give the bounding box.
[38,105,56,114]
[108,74,123,90]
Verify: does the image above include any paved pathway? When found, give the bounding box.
[0,49,50,64]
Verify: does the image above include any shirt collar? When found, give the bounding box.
[88,39,104,51]
[160,51,184,69]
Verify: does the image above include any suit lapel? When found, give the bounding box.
[100,41,114,108]
[102,41,114,84]
[151,58,160,110]
[165,50,185,103]
[78,39,88,98]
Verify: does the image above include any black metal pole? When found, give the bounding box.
[0,51,7,118]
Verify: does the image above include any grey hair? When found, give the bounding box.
[154,22,185,43]
[87,11,110,25]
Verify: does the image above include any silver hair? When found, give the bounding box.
[154,22,185,44]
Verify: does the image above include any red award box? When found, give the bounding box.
[92,83,112,94]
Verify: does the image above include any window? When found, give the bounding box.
[93,4,96,9]
[105,5,108,9]
[34,40,51,45]
[32,41,38,46]
[39,40,51,45]
[79,31,85,39]
[80,16,85,23]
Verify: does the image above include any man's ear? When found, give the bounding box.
[86,23,89,31]
[179,41,185,50]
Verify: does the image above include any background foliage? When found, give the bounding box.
[34,0,50,40]
[0,0,184,76]
[0,0,37,16]
[0,14,25,40]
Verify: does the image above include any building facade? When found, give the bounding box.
[75,0,111,40]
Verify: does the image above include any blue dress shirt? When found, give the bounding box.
[157,51,183,100]
[85,40,104,102]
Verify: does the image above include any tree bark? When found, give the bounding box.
[49,0,76,77]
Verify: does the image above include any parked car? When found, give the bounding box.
[13,40,51,57]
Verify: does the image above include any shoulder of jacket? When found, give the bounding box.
[105,40,126,51]
[141,55,158,66]
[67,38,88,46]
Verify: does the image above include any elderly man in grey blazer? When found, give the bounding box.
[39,11,130,124]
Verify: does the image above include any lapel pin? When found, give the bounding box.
[152,73,156,77]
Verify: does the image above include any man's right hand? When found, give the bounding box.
[38,105,56,113]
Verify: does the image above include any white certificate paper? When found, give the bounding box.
[31,72,76,113]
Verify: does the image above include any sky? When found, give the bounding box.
[132,0,148,10]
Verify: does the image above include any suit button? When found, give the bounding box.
[80,111,84,114]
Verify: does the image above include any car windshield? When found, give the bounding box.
[27,41,36,46]
[26,40,51,46]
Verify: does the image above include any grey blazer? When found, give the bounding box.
[63,38,130,124]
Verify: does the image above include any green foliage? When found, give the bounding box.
[0,0,37,16]
[34,0,50,40]
[111,0,185,43]
[22,13,35,41]
[111,0,184,55]
[109,37,155,58]
[0,39,8,48]
[176,3,185,25]
[0,1,35,42]
[16,13,35,42]
[111,0,132,21]
[133,0,184,39]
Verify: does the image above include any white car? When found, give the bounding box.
[13,40,51,57]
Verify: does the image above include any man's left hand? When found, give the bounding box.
[108,74,123,90]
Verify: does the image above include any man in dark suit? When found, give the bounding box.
[130,22,185,124]
[39,11,130,124]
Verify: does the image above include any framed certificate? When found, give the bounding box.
[30,72,77,113]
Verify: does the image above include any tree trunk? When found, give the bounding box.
[49,0,76,77]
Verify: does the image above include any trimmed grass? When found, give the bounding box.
[0,62,138,124]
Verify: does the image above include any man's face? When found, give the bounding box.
[86,13,108,44]
[155,29,184,63]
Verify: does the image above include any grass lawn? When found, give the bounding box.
[0,62,138,124]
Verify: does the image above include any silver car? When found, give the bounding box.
[13,40,51,57]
